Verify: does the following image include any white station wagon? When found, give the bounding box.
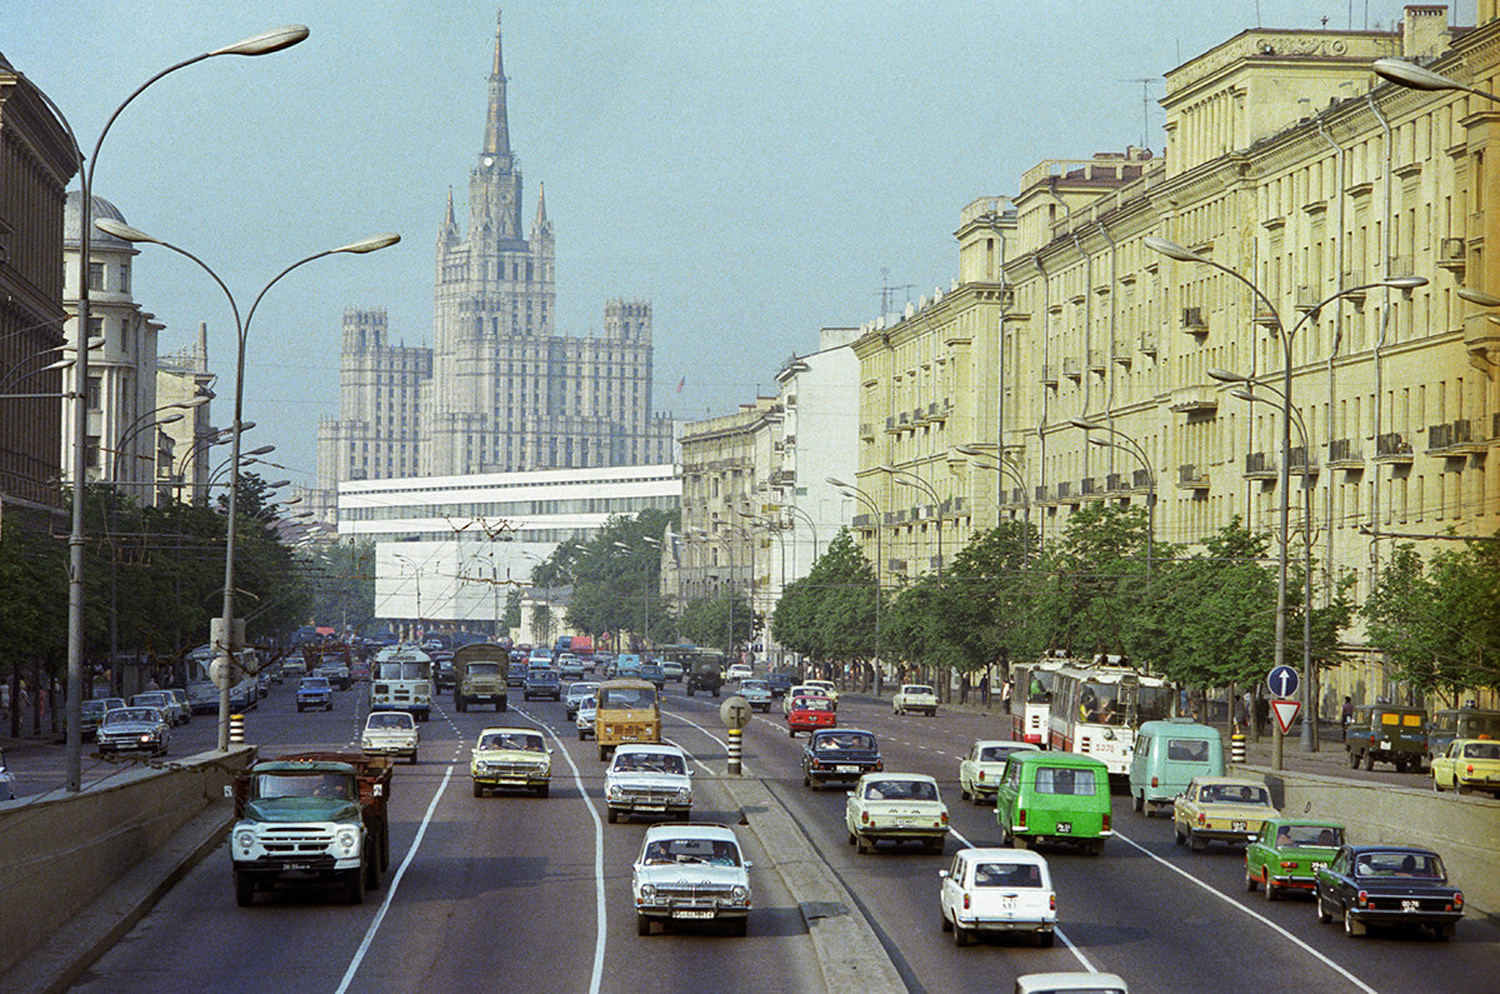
[845,773,949,854]
[958,739,1040,804]
[892,684,939,716]
[940,847,1057,947]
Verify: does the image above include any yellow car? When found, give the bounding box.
[1173,776,1278,851]
[470,726,552,798]
[1431,738,1500,797]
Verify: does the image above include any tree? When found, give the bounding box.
[772,529,878,675]
[677,594,754,649]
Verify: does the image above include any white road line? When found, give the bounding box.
[662,708,729,752]
[945,826,1095,971]
[1114,831,1377,993]
[513,705,609,994]
[335,764,454,994]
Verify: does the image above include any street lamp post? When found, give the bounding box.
[101,218,398,750]
[956,443,1033,564]
[1063,419,1157,574]
[827,477,884,693]
[878,465,944,573]
[15,22,309,788]
[1147,234,1425,767]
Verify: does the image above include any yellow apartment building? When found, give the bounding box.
[852,4,1499,710]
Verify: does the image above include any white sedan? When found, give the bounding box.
[725,663,754,681]
[633,822,752,936]
[845,773,949,854]
[362,710,419,763]
[958,739,1040,804]
[940,847,1056,947]
[606,743,693,823]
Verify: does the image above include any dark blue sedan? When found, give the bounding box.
[1314,844,1464,940]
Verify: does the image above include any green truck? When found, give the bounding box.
[229,749,392,906]
[453,642,510,712]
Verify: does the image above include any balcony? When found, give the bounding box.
[1042,365,1058,386]
[1088,350,1106,372]
[1056,481,1073,500]
[1105,472,1124,491]
[1169,387,1219,413]
[887,558,908,574]
[1111,344,1133,367]
[1132,468,1152,489]
[860,422,875,441]
[1287,445,1319,477]
[852,513,872,528]
[1429,418,1489,455]
[1177,464,1210,490]
[1374,432,1413,462]
[1437,237,1466,275]
[885,416,898,433]
[1034,485,1048,503]
[1010,487,1026,505]
[1139,332,1158,355]
[1063,356,1083,380]
[1182,307,1208,335]
[1327,438,1362,469]
[1244,452,1276,479]
[1080,477,1098,496]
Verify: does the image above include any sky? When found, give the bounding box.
[4,0,1464,488]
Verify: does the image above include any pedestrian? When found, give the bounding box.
[1341,696,1354,740]
[1254,696,1270,737]
[980,672,990,706]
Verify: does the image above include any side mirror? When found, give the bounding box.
[846,790,854,797]
[744,860,755,870]
[686,769,694,777]
[938,869,949,879]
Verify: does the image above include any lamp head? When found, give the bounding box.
[1373,56,1460,92]
[264,479,291,490]
[1144,235,1204,263]
[156,413,185,426]
[826,476,851,489]
[212,25,310,57]
[1207,368,1250,384]
[333,233,401,254]
[1458,287,1500,308]
[179,395,211,409]
[245,444,275,457]
[1378,276,1427,291]
[94,218,157,244]
[1065,418,1099,430]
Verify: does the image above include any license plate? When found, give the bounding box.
[283,862,310,871]
[836,765,859,773]
[1312,862,1328,871]
[1056,821,1072,833]
[673,909,715,919]
[1380,740,1392,750]
[1402,900,1420,913]
[1000,896,1017,909]
[1231,821,1248,831]
[636,804,665,812]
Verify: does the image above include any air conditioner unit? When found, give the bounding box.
[1182,306,1206,329]
[1439,237,1465,261]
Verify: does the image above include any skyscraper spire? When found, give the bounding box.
[482,8,511,159]
[533,181,550,234]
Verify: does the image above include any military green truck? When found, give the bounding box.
[230,749,392,906]
[1346,704,1429,772]
[453,642,510,712]
[685,653,725,698]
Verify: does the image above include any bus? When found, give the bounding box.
[1006,652,1071,746]
[1044,656,1174,776]
[370,645,433,721]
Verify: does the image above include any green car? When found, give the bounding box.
[1244,818,1345,900]
[995,751,1112,856]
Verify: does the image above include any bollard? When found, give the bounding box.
[727,727,742,776]
[1230,732,1245,765]
[230,713,245,745]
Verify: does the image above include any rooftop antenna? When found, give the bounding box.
[1120,77,1161,150]
[875,266,915,318]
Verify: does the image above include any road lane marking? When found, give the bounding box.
[335,764,454,994]
[947,826,1096,973]
[1114,831,1377,993]
[662,708,729,752]
[514,706,608,994]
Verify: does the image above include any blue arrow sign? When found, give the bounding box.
[1266,664,1299,700]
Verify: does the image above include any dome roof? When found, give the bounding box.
[63,190,132,249]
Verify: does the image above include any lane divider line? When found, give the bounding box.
[335,763,454,994]
[946,826,1097,973]
[1114,831,1377,993]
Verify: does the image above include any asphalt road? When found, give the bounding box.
[57,679,1500,993]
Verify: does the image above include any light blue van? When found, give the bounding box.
[1128,718,1223,815]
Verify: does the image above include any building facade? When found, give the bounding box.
[155,323,217,505]
[850,5,1498,711]
[315,12,673,519]
[0,54,75,521]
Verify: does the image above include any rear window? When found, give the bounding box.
[1167,738,1211,762]
[1355,851,1445,880]
[972,862,1044,888]
[1462,742,1500,760]
[1033,766,1098,796]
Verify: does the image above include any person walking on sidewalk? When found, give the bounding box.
[1341,696,1354,740]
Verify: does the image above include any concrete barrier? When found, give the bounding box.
[0,747,254,978]
[1245,763,1500,917]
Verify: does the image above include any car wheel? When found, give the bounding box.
[578,728,585,741]
[1264,874,1278,901]
[1174,824,1186,846]
[959,782,969,801]
[1363,750,1374,771]
[410,749,418,765]
[1088,839,1105,857]
[953,922,970,947]
[788,727,796,738]
[536,784,549,798]
[637,913,653,936]
[1315,891,1332,924]
[1011,833,1028,851]
[234,870,254,907]
[1037,929,1055,948]
[473,781,483,798]
[848,831,857,846]
[499,699,508,712]
[1189,832,1207,852]
[1245,866,1259,892]
[803,772,811,788]
[364,844,381,892]
[1457,784,1473,796]
[1433,778,1444,792]
[1433,923,1455,941]
[1132,791,1143,813]
[296,705,304,713]
[855,834,871,854]
[606,807,618,824]
[1348,748,1359,769]
[930,837,947,855]
[1343,906,1365,937]
[730,916,748,937]
[599,745,608,761]
[941,908,953,932]
[346,867,365,905]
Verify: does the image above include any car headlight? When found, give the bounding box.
[336,829,358,854]
[235,830,257,852]
[731,885,749,902]
[361,737,373,748]
[607,785,624,800]
[639,884,656,900]
[674,788,691,802]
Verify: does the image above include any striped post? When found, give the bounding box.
[1230,732,1246,765]
[727,728,742,775]
[229,713,245,745]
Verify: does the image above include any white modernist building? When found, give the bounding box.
[337,464,680,629]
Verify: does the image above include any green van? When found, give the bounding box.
[1345,704,1428,772]
[1128,718,1224,816]
[995,752,1112,856]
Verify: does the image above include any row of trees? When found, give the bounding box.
[768,504,1480,704]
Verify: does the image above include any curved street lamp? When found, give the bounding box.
[11,22,309,790]
[877,464,944,574]
[1373,57,1500,101]
[827,476,884,693]
[100,217,398,749]
[1147,233,1427,764]
[1064,418,1157,574]
[956,443,1033,566]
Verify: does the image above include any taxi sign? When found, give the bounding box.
[1271,699,1301,735]
[719,695,752,730]
[1266,665,1299,700]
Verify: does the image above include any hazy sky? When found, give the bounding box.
[5,0,1459,486]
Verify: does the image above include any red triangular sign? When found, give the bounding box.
[1271,699,1301,735]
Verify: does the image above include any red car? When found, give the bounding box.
[787,695,837,737]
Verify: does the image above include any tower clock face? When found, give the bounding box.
[482,155,495,168]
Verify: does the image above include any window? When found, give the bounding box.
[1033,766,1097,796]
[119,262,130,293]
[87,262,104,291]
[86,376,102,410]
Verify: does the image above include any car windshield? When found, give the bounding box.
[1355,851,1444,880]
[794,697,833,712]
[1033,766,1098,796]
[614,751,686,774]
[642,837,741,867]
[367,713,413,730]
[972,862,1044,888]
[302,679,330,689]
[529,671,558,682]
[1276,824,1343,848]
[1462,742,1500,760]
[864,779,937,801]
[816,732,874,751]
[467,662,501,676]
[481,732,545,752]
[106,708,156,724]
[1203,783,1269,805]
[133,693,167,706]
[256,772,352,801]
[376,662,427,680]
[599,686,657,708]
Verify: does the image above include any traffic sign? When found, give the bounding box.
[1270,699,1301,735]
[719,695,752,731]
[1266,664,1299,700]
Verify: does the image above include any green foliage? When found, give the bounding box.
[772,529,878,663]
[546,508,677,643]
[677,593,755,649]
[300,539,377,633]
[1034,503,1153,656]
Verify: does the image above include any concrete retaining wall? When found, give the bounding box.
[0,747,254,977]
[1244,763,1500,917]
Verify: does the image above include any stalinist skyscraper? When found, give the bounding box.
[317,11,674,502]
